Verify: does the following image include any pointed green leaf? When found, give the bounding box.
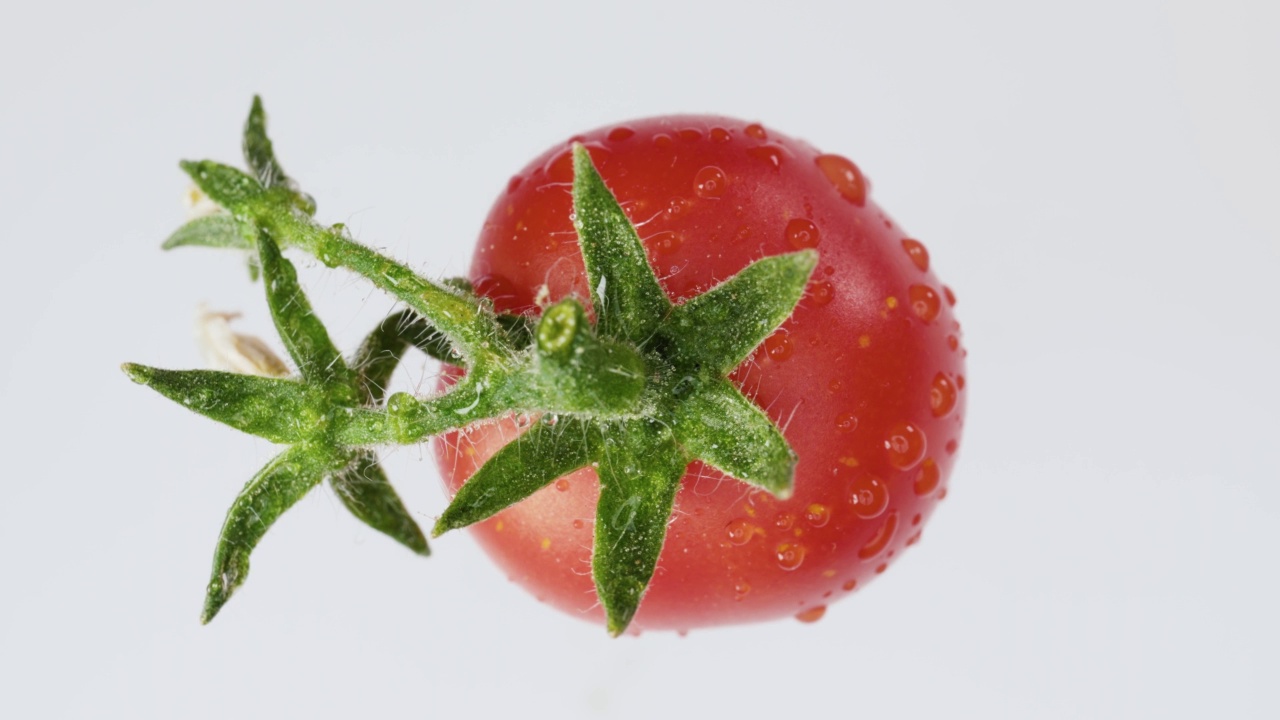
[163,213,255,251]
[243,95,290,189]
[202,443,344,623]
[571,145,671,343]
[593,421,688,636]
[671,379,796,498]
[179,160,263,211]
[123,364,321,443]
[330,451,429,555]
[256,232,351,388]
[433,417,599,535]
[661,250,818,374]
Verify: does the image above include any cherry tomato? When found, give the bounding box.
[435,116,965,631]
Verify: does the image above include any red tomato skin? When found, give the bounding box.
[434,117,966,631]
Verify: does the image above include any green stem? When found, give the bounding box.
[272,214,508,368]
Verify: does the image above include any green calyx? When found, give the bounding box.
[128,97,818,635]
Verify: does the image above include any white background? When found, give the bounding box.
[2,1,1277,717]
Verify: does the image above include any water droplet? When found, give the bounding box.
[909,285,941,322]
[733,578,752,598]
[875,563,888,574]
[710,127,731,143]
[842,579,858,591]
[912,513,922,526]
[943,285,957,306]
[945,439,958,455]
[914,459,940,496]
[677,629,689,638]
[607,127,635,142]
[745,123,767,139]
[947,335,960,351]
[747,145,784,169]
[809,280,834,306]
[930,374,958,417]
[805,504,831,528]
[764,333,793,361]
[665,197,692,219]
[885,422,927,470]
[725,518,756,546]
[906,530,923,546]
[785,218,821,249]
[848,475,889,519]
[858,512,898,559]
[774,512,796,531]
[901,239,929,271]
[693,166,728,198]
[815,154,867,206]
[506,175,524,194]
[956,375,966,390]
[653,133,673,149]
[795,606,827,623]
[572,519,585,530]
[652,232,682,255]
[775,542,807,570]
[835,412,858,432]
[545,151,574,183]
[555,478,570,492]
[678,128,702,142]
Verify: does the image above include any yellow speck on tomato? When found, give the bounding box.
[858,335,871,348]
[540,537,552,550]
[495,520,504,532]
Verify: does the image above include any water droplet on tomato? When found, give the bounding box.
[858,512,898,559]
[842,579,858,591]
[913,458,940,496]
[745,123,768,139]
[545,151,574,183]
[848,475,889,519]
[945,439,958,455]
[795,606,827,623]
[710,127,731,143]
[678,128,702,142]
[774,512,796,531]
[947,334,960,351]
[805,503,831,528]
[809,280,834,306]
[733,578,751,599]
[554,478,570,492]
[747,145,784,169]
[775,542,807,570]
[956,375,965,390]
[815,154,867,206]
[906,530,923,547]
[665,197,692,220]
[725,518,756,546]
[693,166,727,198]
[901,239,929,271]
[835,412,858,432]
[909,285,941,322]
[572,519,585,530]
[653,133,673,149]
[652,232,682,255]
[506,175,524,194]
[607,127,635,142]
[943,285,957,306]
[885,422,927,470]
[764,333,793,361]
[930,374,958,417]
[785,218,821,249]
